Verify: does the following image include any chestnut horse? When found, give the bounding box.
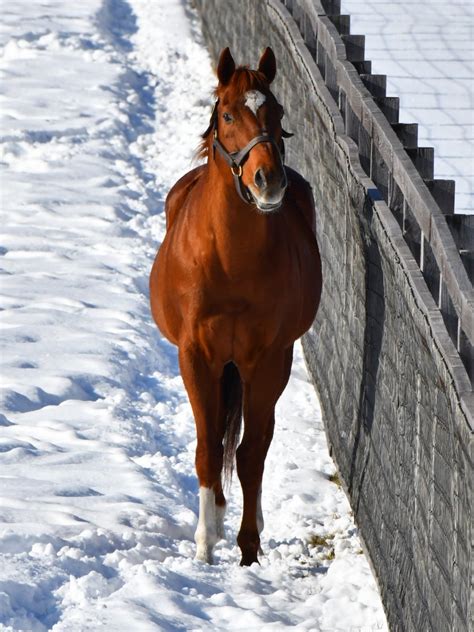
[150,47,322,566]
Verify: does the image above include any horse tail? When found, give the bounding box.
[221,362,243,486]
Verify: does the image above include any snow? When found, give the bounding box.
[0,0,387,630]
[340,0,474,214]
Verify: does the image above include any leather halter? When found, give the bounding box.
[203,99,293,205]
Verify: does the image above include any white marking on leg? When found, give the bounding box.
[194,487,217,563]
[257,486,264,555]
[216,503,226,541]
[257,486,264,534]
[244,90,266,116]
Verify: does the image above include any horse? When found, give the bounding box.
[150,46,322,566]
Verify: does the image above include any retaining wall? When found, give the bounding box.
[193,1,473,630]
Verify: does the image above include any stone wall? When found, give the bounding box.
[193,1,473,630]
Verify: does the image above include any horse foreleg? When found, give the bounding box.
[236,346,293,566]
[236,412,275,566]
[178,343,226,563]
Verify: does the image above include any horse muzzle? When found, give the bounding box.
[250,191,286,213]
[249,167,287,213]
[212,121,290,210]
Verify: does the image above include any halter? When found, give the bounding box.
[203,99,294,205]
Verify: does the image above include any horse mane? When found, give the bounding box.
[196,67,270,161]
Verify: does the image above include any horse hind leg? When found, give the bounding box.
[215,362,243,542]
[214,483,226,541]
[257,485,264,554]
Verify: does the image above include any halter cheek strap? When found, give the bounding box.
[213,131,284,204]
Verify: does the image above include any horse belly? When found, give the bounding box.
[149,240,183,346]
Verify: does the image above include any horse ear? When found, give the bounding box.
[217,47,235,85]
[258,47,276,84]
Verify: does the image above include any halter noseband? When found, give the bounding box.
[204,99,293,205]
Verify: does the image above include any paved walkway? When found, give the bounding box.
[341,0,474,214]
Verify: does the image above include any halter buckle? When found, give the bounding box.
[231,164,243,177]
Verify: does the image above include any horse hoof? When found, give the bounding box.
[195,546,214,564]
[239,552,260,567]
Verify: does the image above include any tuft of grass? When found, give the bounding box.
[328,471,342,487]
[308,533,335,548]
[308,533,336,562]
[325,548,335,561]
[309,534,329,547]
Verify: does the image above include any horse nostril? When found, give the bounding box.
[254,168,267,191]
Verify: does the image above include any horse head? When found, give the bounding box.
[206,47,290,212]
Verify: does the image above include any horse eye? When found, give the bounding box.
[223,112,233,123]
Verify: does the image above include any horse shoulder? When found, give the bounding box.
[285,166,316,234]
[165,165,205,230]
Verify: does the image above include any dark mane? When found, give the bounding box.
[196,67,270,161]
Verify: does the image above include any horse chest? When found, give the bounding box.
[186,264,301,363]
[185,229,310,316]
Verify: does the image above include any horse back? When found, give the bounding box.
[285,166,316,235]
[165,165,205,230]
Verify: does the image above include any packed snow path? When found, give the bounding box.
[0,0,387,630]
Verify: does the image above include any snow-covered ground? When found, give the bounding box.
[341,0,474,214]
[0,0,387,630]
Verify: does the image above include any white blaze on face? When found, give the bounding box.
[244,90,266,116]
